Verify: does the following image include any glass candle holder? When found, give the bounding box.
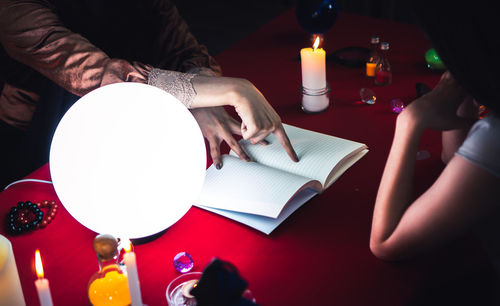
[166,272,201,306]
[301,84,330,113]
[166,271,256,306]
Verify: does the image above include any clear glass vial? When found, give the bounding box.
[366,35,380,77]
[375,42,392,86]
[87,234,131,306]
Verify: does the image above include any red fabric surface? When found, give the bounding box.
[0,9,491,306]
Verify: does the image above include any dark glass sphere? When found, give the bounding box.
[296,0,338,34]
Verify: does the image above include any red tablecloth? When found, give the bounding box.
[0,9,491,306]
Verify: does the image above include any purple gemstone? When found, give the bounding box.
[173,252,194,273]
[390,98,405,114]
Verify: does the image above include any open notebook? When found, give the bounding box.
[194,124,368,234]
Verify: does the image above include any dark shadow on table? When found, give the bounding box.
[405,239,499,306]
[407,268,498,306]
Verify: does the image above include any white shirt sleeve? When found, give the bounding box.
[456,114,500,177]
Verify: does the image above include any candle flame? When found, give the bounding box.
[35,250,44,278]
[313,36,320,51]
[122,238,132,252]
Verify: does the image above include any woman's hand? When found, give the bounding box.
[231,80,298,160]
[191,76,299,162]
[191,106,262,169]
[403,71,474,132]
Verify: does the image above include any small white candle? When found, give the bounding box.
[34,250,53,306]
[123,239,143,306]
[0,235,26,306]
[300,36,326,90]
[181,279,197,298]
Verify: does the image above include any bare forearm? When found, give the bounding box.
[370,71,479,260]
[371,111,423,250]
[191,75,248,108]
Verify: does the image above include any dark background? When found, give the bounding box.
[173,0,415,56]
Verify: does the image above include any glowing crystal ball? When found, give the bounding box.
[49,83,206,239]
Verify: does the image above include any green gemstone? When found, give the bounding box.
[425,48,446,70]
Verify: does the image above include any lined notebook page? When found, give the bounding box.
[197,188,318,234]
[231,124,367,188]
[194,155,321,218]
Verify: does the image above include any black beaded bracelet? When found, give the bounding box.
[7,201,43,234]
[6,200,59,235]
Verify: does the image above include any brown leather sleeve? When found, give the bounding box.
[0,0,221,98]
[0,0,154,97]
[153,0,221,75]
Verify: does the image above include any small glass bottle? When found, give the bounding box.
[375,42,392,86]
[365,35,380,77]
[87,234,131,306]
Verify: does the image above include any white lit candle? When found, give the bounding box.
[123,239,143,306]
[34,250,53,306]
[300,36,327,91]
[0,235,26,306]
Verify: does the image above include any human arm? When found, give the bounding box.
[0,0,297,162]
[0,0,151,96]
[190,76,298,162]
[0,0,219,94]
[370,72,497,260]
[147,69,298,163]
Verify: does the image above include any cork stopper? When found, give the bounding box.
[93,234,118,261]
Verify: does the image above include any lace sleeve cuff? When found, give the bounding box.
[147,68,197,108]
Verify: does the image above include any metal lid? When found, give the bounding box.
[93,234,118,261]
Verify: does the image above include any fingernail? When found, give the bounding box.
[262,139,270,145]
[294,153,299,162]
[245,156,251,162]
[215,163,222,170]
